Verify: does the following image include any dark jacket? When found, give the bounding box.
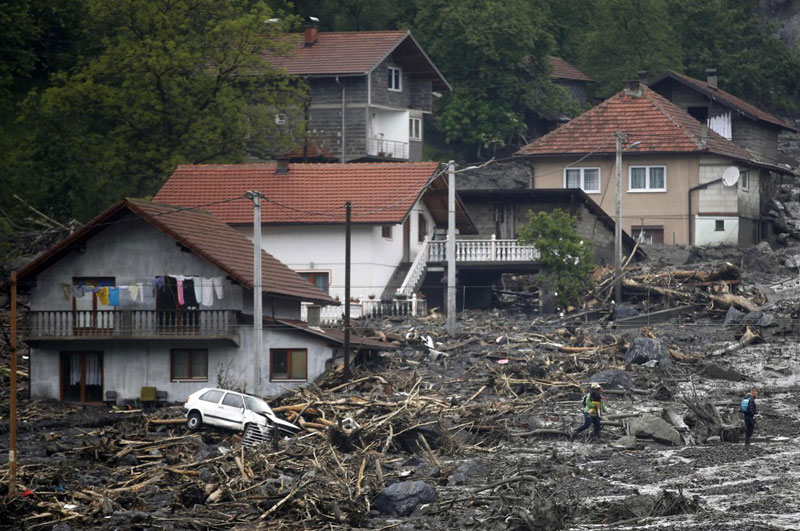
[744,393,757,417]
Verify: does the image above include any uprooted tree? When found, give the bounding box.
[518,209,595,309]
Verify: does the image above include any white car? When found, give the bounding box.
[184,388,300,443]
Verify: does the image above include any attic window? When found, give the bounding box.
[388,66,402,91]
[687,106,708,122]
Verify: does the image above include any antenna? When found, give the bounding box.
[721,166,740,187]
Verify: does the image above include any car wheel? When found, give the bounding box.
[187,411,202,432]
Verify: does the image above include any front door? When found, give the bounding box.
[60,351,103,402]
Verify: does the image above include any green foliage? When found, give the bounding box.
[9,0,307,222]
[518,209,595,308]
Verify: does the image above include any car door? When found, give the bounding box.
[196,389,225,427]
[218,392,245,430]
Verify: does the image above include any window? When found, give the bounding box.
[564,168,600,193]
[409,117,422,140]
[199,389,224,403]
[222,392,244,409]
[631,226,664,245]
[687,106,709,122]
[388,66,402,91]
[270,349,308,381]
[715,220,725,232]
[740,171,749,191]
[418,213,428,242]
[629,166,666,192]
[275,113,286,125]
[171,349,208,381]
[299,272,329,294]
[382,225,393,239]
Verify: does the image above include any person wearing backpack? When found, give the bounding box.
[741,388,758,448]
[570,383,607,441]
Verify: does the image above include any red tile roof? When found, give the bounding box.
[549,57,594,82]
[273,319,392,350]
[516,84,754,162]
[650,71,797,132]
[154,162,442,225]
[16,199,335,305]
[265,31,450,91]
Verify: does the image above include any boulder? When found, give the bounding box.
[624,337,673,368]
[626,415,682,446]
[587,369,632,390]
[613,305,639,320]
[373,480,438,516]
[612,436,639,450]
[702,363,745,381]
[447,459,486,486]
[724,307,744,325]
[742,311,775,328]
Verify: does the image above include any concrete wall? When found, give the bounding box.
[695,216,739,246]
[530,153,700,245]
[243,199,436,301]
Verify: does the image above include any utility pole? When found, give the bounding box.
[614,132,624,305]
[446,161,457,334]
[343,201,352,379]
[8,271,18,497]
[246,191,263,396]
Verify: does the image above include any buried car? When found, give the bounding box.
[184,388,300,443]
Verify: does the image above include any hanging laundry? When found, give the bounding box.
[177,278,185,306]
[97,287,110,306]
[193,277,203,305]
[61,284,72,301]
[212,276,224,300]
[183,278,199,307]
[128,284,139,302]
[108,287,120,307]
[201,277,214,307]
[72,285,86,299]
[153,276,165,298]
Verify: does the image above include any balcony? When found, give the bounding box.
[366,138,408,160]
[23,310,240,345]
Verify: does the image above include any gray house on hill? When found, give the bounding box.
[16,199,386,404]
[267,25,450,162]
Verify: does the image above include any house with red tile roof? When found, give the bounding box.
[15,199,389,404]
[516,82,794,247]
[648,70,797,166]
[154,162,477,304]
[549,56,594,106]
[266,22,449,162]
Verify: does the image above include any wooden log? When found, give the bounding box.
[710,327,761,356]
[147,418,185,425]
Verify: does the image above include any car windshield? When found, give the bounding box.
[244,395,273,415]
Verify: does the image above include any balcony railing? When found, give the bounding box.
[23,310,239,342]
[301,297,426,325]
[427,237,540,263]
[366,138,409,159]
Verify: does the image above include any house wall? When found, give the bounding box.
[370,57,433,112]
[529,154,700,245]
[555,79,589,106]
[307,105,367,162]
[732,119,780,164]
[243,199,436,301]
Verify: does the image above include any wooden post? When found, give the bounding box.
[8,271,18,497]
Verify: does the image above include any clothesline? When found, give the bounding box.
[61,275,225,308]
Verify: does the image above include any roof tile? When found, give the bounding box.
[549,57,594,82]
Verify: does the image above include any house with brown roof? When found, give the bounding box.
[15,199,389,404]
[266,22,450,162]
[516,82,794,247]
[154,162,477,307]
[550,56,594,107]
[648,69,798,165]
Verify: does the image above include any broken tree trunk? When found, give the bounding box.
[711,327,761,356]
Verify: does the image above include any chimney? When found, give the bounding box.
[706,68,717,88]
[275,159,289,174]
[623,80,642,97]
[306,305,321,327]
[637,70,648,82]
[304,18,319,47]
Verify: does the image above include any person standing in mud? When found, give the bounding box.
[571,383,607,440]
[742,388,758,448]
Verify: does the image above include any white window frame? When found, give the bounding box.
[275,113,286,125]
[628,165,667,192]
[388,66,402,91]
[563,167,601,194]
[409,117,422,140]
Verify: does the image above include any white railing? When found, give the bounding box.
[396,237,430,297]
[427,235,539,263]
[302,297,427,325]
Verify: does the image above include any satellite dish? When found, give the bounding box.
[722,166,740,187]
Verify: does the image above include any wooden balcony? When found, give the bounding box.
[23,310,240,345]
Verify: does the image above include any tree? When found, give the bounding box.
[413,0,575,157]
[518,209,595,309]
[11,0,306,222]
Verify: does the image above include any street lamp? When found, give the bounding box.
[614,134,641,305]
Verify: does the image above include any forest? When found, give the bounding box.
[2,0,799,249]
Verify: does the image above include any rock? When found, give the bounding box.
[624,337,673,368]
[626,415,682,446]
[373,480,438,516]
[706,436,722,445]
[785,254,800,268]
[613,305,639,320]
[118,453,140,467]
[742,311,775,327]
[612,436,639,450]
[743,242,780,275]
[703,363,745,381]
[765,364,792,375]
[724,306,744,325]
[447,459,486,486]
[587,369,632,390]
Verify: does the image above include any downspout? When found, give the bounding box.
[688,177,723,245]
[336,76,345,163]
